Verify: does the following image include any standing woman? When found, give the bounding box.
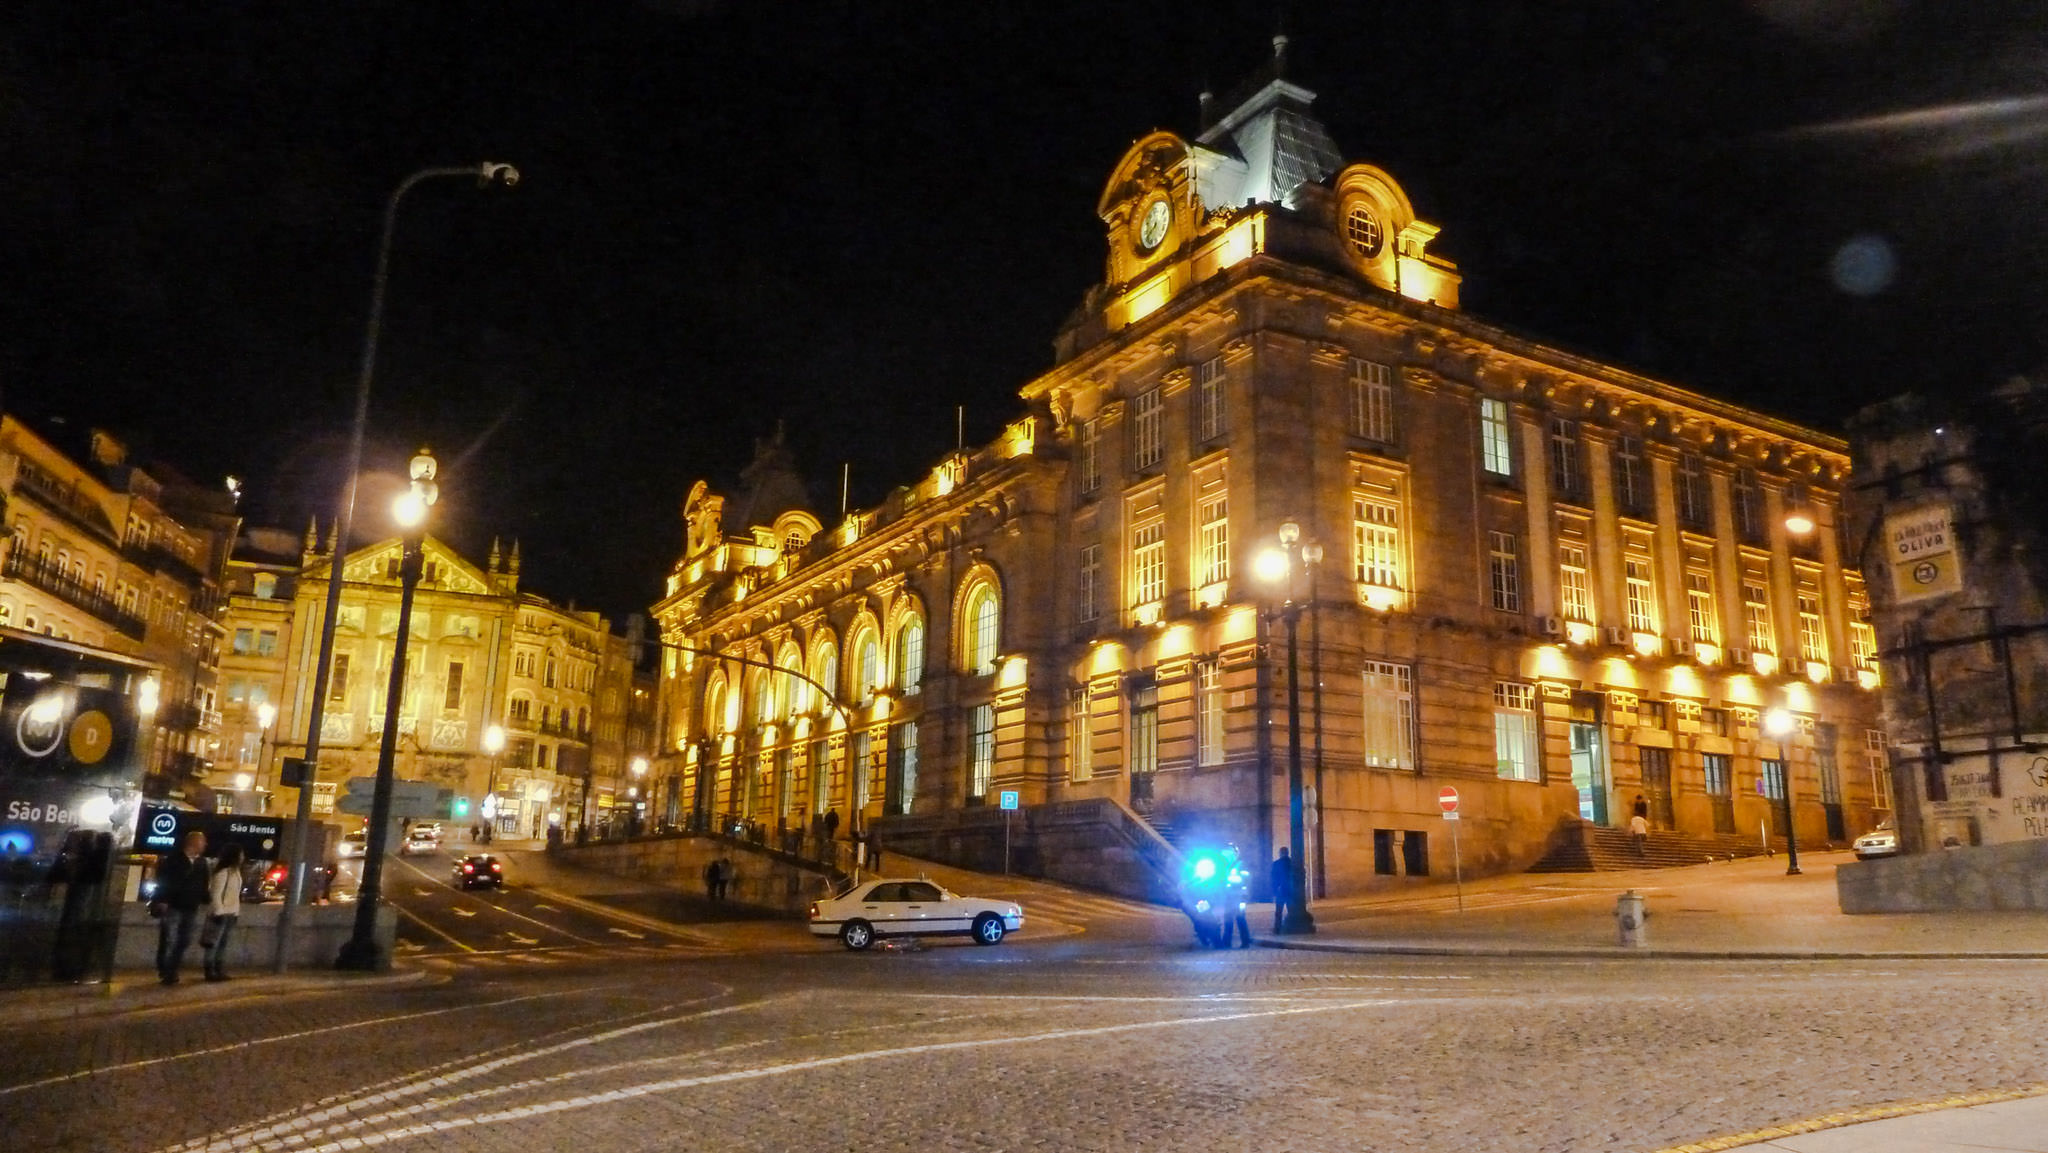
[202,844,244,982]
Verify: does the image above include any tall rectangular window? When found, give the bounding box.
[1677,451,1707,527]
[1866,730,1892,810]
[1361,661,1415,770]
[1078,543,1102,625]
[1817,723,1842,806]
[1349,358,1395,443]
[1198,495,1229,585]
[1798,589,1827,663]
[1851,617,1878,672]
[1195,659,1224,767]
[1733,467,1762,541]
[1079,419,1101,495]
[233,628,254,655]
[1625,555,1658,634]
[1068,689,1092,782]
[1133,387,1164,469]
[1743,576,1774,653]
[444,661,464,711]
[328,654,350,704]
[1479,398,1513,477]
[1129,680,1159,777]
[1549,417,1581,500]
[1133,522,1166,604]
[968,705,994,800]
[1559,544,1594,622]
[1703,752,1732,797]
[1195,356,1227,442]
[1352,496,1401,589]
[1488,531,1520,613]
[1493,681,1540,782]
[1685,563,1718,644]
[256,629,278,656]
[1614,435,1647,515]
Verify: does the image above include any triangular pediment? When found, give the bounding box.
[326,535,497,596]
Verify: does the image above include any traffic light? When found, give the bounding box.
[452,796,471,819]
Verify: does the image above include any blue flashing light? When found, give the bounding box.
[0,828,33,854]
[1192,856,1217,881]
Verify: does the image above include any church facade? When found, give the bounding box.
[650,58,1885,894]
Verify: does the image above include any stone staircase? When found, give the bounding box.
[1528,820,1790,873]
[1138,814,1180,848]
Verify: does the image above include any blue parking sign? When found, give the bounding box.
[999,790,1019,811]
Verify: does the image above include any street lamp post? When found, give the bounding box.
[1762,708,1804,876]
[481,722,505,842]
[628,755,648,836]
[1254,522,1322,935]
[275,161,518,973]
[336,449,440,971]
[254,701,277,813]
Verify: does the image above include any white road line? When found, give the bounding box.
[167,998,764,1153]
[389,856,607,947]
[279,997,1401,1152]
[394,904,475,953]
[0,988,601,1098]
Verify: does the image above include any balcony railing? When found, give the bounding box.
[2,551,147,638]
[10,464,119,543]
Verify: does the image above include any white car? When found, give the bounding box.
[401,827,440,856]
[336,830,368,859]
[809,878,1023,950]
[1853,820,1899,860]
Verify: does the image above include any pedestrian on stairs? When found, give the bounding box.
[1630,794,1649,859]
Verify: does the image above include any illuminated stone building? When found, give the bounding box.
[651,50,1885,893]
[0,415,238,800]
[219,529,626,836]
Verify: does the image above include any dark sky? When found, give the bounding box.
[6,1,2047,621]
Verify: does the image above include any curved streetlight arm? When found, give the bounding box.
[276,162,518,971]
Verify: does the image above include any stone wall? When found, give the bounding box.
[116,902,396,971]
[1837,838,2048,912]
[876,797,1180,904]
[550,833,836,915]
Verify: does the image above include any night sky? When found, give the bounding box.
[6,1,2046,622]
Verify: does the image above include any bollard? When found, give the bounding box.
[1615,889,1648,948]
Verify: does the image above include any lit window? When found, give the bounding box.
[1625,554,1658,635]
[1198,495,1229,586]
[1362,661,1415,770]
[894,618,925,694]
[968,705,994,799]
[964,586,1001,675]
[1352,496,1401,590]
[1195,357,1227,442]
[1133,387,1164,469]
[858,631,882,698]
[1488,531,1520,613]
[1559,544,1594,623]
[1743,576,1774,653]
[1195,659,1225,767]
[1798,587,1828,663]
[1068,689,1092,782]
[1344,204,1384,257]
[1479,398,1513,477]
[1493,681,1540,782]
[1129,680,1159,777]
[1685,563,1718,644]
[1349,358,1395,443]
[1133,522,1166,605]
[1077,544,1102,626]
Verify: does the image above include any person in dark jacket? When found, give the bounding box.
[151,831,211,985]
[1269,847,1296,934]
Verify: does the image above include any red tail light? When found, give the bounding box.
[489,862,501,872]
[808,902,819,918]
[462,864,475,874]
[267,867,285,882]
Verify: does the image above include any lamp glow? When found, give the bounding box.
[393,489,429,528]
[257,701,277,730]
[1762,707,1796,738]
[1253,547,1291,586]
[482,724,506,755]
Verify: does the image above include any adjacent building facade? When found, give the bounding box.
[218,528,652,834]
[0,415,238,802]
[650,58,1886,892]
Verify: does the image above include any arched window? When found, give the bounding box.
[779,644,807,717]
[854,628,881,701]
[756,667,779,726]
[577,707,589,733]
[894,617,925,694]
[704,677,728,737]
[813,643,839,714]
[963,584,1001,675]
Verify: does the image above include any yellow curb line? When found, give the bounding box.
[1647,1081,2048,1152]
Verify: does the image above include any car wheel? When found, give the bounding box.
[971,913,1005,946]
[841,920,874,950]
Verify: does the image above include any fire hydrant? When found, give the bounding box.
[1616,890,1648,948]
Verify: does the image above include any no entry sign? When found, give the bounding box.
[1438,786,1460,816]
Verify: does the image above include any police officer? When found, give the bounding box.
[1217,845,1254,948]
[1178,853,1224,948]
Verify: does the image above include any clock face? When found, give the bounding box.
[1137,198,1171,251]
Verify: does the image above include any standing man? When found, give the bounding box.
[150,830,211,985]
[1269,847,1296,934]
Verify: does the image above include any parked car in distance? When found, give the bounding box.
[1853,819,1899,860]
[410,821,443,843]
[809,877,1023,950]
[453,854,503,889]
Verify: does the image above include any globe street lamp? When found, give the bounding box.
[1761,707,1804,876]
[337,448,440,970]
[277,161,518,973]
[1254,520,1322,934]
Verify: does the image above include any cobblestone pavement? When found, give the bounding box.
[5,924,2046,1153]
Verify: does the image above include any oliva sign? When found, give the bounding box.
[1886,504,1962,604]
